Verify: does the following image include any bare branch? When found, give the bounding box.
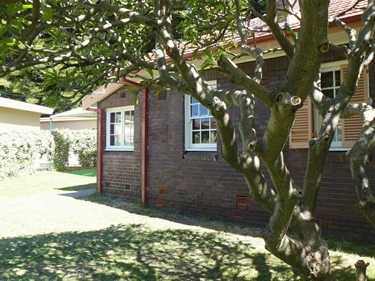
[328,42,350,58]
[331,17,357,49]
[217,54,272,106]
[264,0,294,59]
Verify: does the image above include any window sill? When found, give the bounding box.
[183,151,218,161]
[105,148,134,152]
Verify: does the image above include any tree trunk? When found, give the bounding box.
[355,260,369,281]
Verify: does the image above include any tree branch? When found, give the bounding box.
[264,0,294,59]
[347,108,375,227]
[331,17,357,49]
[218,54,272,106]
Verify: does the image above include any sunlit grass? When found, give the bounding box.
[0,169,96,197]
[66,168,96,177]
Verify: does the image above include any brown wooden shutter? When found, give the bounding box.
[341,65,369,148]
[289,97,312,149]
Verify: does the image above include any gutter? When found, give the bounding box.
[122,78,148,206]
[86,107,104,195]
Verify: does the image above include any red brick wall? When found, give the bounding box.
[99,87,142,198]
[99,57,375,241]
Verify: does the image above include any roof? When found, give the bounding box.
[0,97,54,115]
[40,107,97,123]
[51,107,97,119]
[83,0,367,109]
[82,82,125,110]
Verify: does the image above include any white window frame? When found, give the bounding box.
[314,61,345,150]
[184,80,218,151]
[106,106,135,151]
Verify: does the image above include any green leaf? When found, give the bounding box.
[6,3,32,17]
[6,3,17,17]
[133,96,139,105]
[0,37,17,48]
[0,26,7,37]
[146,68,154,79]
[128,84,135,94]
[42,7,53,21]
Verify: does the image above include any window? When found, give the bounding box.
[314,66,342,148]
[290,61,369,150]
[184,81,218,151]
[106,106,134,150]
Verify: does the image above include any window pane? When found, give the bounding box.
[210,131,217,144]
[201,118,209,129]
[124,110,134,146]
[110,135,115,146]
[124,111,130,121]
[115,135,121,146]
[115,112,121,123]
[335,70,340,87]
[321,72,333,88]
[211,118,217,129]
[200,105,209,116]
[110,112,115,123]
[115,124,121,135]
[201,131,209,143]
[192,119,200,130]
[191,97,198,104]
[323,89,334,98]
[192,132,200,144]
[110,124,114,134]
[124,127,134,145]
[191,105,199,117]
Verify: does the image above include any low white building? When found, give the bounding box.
[0,97,53,134]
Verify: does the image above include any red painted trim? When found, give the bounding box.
[179,14,363,61]
[141,87,148,206]
[122,78,148,206]
[86,107,104,195]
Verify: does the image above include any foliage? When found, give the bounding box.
[52,129,97,171]
[0,130,54,179]
[0,65,87,113]
[51,129,72,171]
[0,128,96,178]
[71,130,98,168]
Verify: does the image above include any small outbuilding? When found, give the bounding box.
[0,97,53,134]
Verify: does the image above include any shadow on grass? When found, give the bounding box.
[56,182,97,192]
[82,194,265,239]
[0,224,361,281]
[0,224,294,281]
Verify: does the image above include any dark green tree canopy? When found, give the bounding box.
[0,0,266,107]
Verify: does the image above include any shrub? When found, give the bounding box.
[0,128,97,178]
[52,129,72,171]
[52,129,97,171]
[0,130,54,179]
[71,130,97,168]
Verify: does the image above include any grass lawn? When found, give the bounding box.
[0,171,374,280]
[0,168,97,197]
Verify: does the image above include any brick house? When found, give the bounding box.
[82,0,375,241]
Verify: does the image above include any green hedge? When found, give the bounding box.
[52,129,97,171]
[0,130,54,179]
[0,129,97,179]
